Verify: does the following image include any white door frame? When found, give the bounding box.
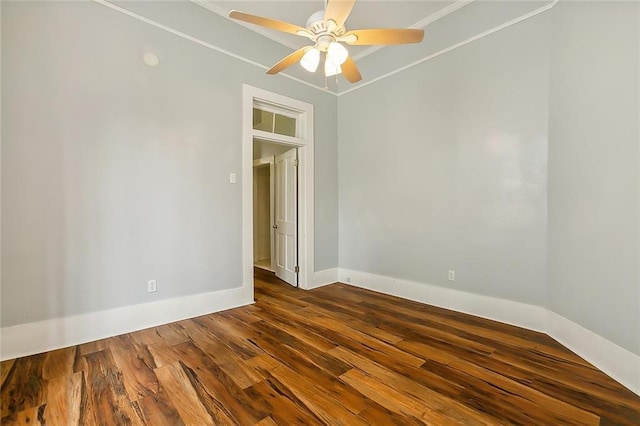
[242,84,314,299]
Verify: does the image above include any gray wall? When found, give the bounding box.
[338,1,639,356]
[1,1,338,327]
[338,13,550,306]
[548,1,640,355]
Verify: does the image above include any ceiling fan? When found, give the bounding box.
[229,0,424,83]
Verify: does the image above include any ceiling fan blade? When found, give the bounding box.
[267,47,309,75]
[342,28,424,45]
[229,10,312,38]
[324,0,356,29]
[341,56,362,83]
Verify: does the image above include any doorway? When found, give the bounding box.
[242,85,314,298]
[253,157,274,272]
[253,141,299,287]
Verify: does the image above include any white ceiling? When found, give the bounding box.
[194,0,458,58]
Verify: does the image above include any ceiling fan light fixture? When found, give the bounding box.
[228,0,425,84]
[300,48,320,72]
[324,57,342,77]
[327,42,348,65]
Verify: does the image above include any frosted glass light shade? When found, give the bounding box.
[300,48,320,72]
[327,42,348,65]
[324,57,341,77]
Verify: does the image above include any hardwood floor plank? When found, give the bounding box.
[245,353,281,377]
[250,319,352,377]
[340,283,559,347]
[490,346,639,402]
[41,375,78,424]
[146,342,185,369]
[217,306,264,325]
[305,304,405,345]
[357,403,425,426]
[255,415,278,426]
[2,269,638,425]
[109,334,158,401]
[247,334,369,415]
[254,299,428,373]
[188,316,263,360]
[78,338,110,356]
[331,346,500,425]
[398,339,601,424]
[67,371,84,425]
[250,308,338,353]
[83,349,144,426]
[179,360,240,425]
[267,364,370,425]
[153,323,191,347]
[361,297,589,367]
[184,326,263,389]
[77,370,99,426]
[41,347,75,382]
[0,359,16,389]
[1,353,47,419]
[341,368,462,424]
[244,380,323,425]
[171,341,267,424]
[359,304,497,357]
[154,361,214,425]
[14,405,46,426]
[136,385,185,426]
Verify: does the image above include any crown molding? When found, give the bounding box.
[352,0,476,62]
[337,0,559,96]
[190,0,303,51]
[94,0,558,96]
[93,0,330,94]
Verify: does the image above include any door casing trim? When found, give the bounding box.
[242,84,315,297]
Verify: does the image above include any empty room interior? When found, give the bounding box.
[2,0,640,424]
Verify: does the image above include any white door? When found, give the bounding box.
[274,148,298,286]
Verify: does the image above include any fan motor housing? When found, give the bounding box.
[306,10,326,30]
[306,10,346,39]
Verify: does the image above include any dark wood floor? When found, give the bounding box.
[2,269,639,425]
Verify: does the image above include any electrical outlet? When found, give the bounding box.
[148,279,157,293]
[346,277,351,283]
[448,270,455,282]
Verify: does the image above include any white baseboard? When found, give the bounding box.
[547,311,640,396]
[4,268,638,397]
[308,268,339,289]
[338,268,547,332]
[338,268,640,396]
[1,286,252,361]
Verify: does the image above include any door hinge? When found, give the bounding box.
[294,159,299,167]
[294,265,300,273]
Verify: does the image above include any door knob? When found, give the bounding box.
[273,224,278,229]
